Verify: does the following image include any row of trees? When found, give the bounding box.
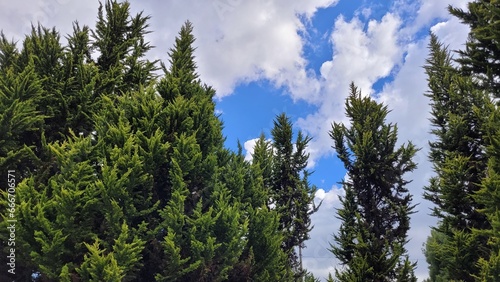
[0,1,319,281]
[1,0,499,281]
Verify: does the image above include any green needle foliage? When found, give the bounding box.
[329,83,418,282]
[472,100,500,281]
[449,0,500,98]
[0,1,316,281]
[422,34,491,282]
[270,113,320,279]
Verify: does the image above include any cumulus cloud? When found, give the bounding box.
[0,0,99,44]
[1,0,338,101]
[243,137,260,162]
[137,0,339,99]
[297,12,402,164]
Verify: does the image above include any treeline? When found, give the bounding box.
[0,0,499,282]
[0,1,318,281]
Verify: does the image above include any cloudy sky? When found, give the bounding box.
[0,0,471,280]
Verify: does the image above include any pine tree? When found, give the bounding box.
[329,83,418,281]
[422,34,491,281]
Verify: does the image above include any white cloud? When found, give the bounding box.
[430,16,470,53]
[302,186,343,280]
[243,137,260,162]
[1,0,337,101]
[138,0,339,100]
[413,0,468,31]
[0,0,99,45]
[297,12,402,164]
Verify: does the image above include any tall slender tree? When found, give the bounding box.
[422,34,491,282]
[270,113,320,279]
[329,83,418,281]
[152,21,247,281]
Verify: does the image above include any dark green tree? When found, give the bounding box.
[472,101,500,281]
[0,58,44,179]
[329,83,418,281]
[227,143,290,281]
[92,0,157,96]
[449,1,500,97]
[270,113,320,279]
[422,34,491,282]
[252,133,274,193]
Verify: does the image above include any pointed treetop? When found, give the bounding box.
[167,20,198,82]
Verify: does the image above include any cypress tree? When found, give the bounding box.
[153,21,247,281]
[227,143,290,281]
[270,113,320,279]
[329,83,418,281]
[0,58,44,179]
[92,0,157,96]
[449,1,500,97]
[472,98,500,281]
[422,34,491,282]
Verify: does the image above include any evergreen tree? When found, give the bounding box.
[0,128,151,280]
[252,133,274,194]
[0,1,318,281]
[152,21,246,281]
[329,83,418,281]
[0,56,44,179]
[422,34,491,281]
[472,100,500,281]
[227,143,290,281]
[16,25,67,144]
[270,113,320,279]
[92,0,157,96]
[61,22,99,138]
[449,1,500,97]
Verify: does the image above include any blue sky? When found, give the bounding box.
[0,0,472,280]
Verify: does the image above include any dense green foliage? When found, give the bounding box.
[422,1,500,282]
[450,0,500,97]
[270,113,320,278]
[329,84,418,281]
[422,34,491,282]
[2,0,500,281]
[0,1,318,281]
